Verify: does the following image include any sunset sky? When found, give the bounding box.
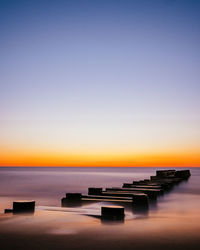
[0,0,200,167]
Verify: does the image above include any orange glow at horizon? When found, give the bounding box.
[1,147,200,167]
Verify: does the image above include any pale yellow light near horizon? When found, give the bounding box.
[1,111,200,167]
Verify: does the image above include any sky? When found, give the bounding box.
[0,0,200,167]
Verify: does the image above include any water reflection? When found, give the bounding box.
[101,217,124,224]
[132,205,149,216]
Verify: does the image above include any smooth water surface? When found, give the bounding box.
[0,167,199,211]
[0,167,200,250]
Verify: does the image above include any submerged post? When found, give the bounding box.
[4,208,13,213]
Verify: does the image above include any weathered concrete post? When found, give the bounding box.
[13,200,35,214]
[65,193,82,200]
[101,206,125,220]
[175,170,191,179]
[132,193,149,207]
[61,193,82,207]
[156,170,176,178]
[88,188,103,195]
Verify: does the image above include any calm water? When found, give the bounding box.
[0,167,200,250]
[0,167,199,212]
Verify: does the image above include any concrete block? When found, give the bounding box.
[88,188,102,195]
[13,200,35,214]
[101,205,124,220]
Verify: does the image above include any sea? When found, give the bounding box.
[0,167,199,212]
[0,167,200,250]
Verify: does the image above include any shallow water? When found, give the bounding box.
[0,167,200,250]
[0,167,200,212]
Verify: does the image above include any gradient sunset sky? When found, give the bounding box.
[0,0,200,167]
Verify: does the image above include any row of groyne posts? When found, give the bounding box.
[4,169,190,221]
[61,169,191,220]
